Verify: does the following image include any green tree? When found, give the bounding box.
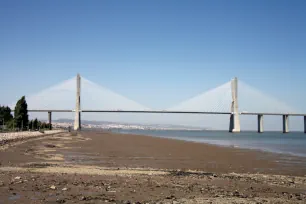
[33,118,38,130]
[14,96,29,130]
[29,120,33,130]
[37,120,41,129]
[0,106,13,126]
[6,119,17,130]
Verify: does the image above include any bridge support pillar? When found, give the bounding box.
[48,111,52,130]
[304,116,306,133]
[283,115,289,133]
[229,77,241,133]
[74,74,81,131]
[258,114,263,133]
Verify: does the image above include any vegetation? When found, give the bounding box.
[0,106,13,128]
[14,96,29,130]
[1,96,51,132]
[29,119,52,130]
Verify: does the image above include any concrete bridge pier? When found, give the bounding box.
[74,74,81,131]
[283,115,289,133]
[304,116,306,133]
[48,111,52,130]
[229,77,241,133]
[258,114,263,133]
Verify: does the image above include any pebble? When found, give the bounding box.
[56,199,66,203]
[50,185,56,190]
[62,187,68,191]
[14,176,21,180]
[233,190,240,197]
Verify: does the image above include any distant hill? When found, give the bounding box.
[53,118,208,130]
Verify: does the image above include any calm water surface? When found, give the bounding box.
[115,130,306,157]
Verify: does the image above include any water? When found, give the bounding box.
[115,129,306,157]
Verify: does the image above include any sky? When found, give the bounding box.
[1,0,306,112]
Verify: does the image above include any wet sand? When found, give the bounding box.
[0,130,306,203]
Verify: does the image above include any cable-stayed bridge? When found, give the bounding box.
[9,74,306,133]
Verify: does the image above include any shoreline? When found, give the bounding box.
[0,130,306,203]
[1,130,306,176]
[60,131,306,176]
[115,129,306,158]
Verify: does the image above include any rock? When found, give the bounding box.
[172,201,179,204]
[14,176,21,180]
[233,190,240,197]
[166,195,176,199]
[79,196,92,201]
[56,199,66,203]
[62,187,68,191]
[45,144,56,148]
[50,185,56,190]
[123,201,132,204]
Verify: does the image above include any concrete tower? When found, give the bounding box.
[74,74,81,130]
[229,77,241,132]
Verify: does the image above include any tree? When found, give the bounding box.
[29,120,32,130]
[6,119,15,129]
[33,118,38,130]
[0,106,13,126]
[37,120,41,129]
[14,96,29,130]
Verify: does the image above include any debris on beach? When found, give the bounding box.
[50,185,56,190]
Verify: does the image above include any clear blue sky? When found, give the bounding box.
[1,0,306,110]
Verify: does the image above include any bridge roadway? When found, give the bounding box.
[13,109,306,133]
[21,109,306,116]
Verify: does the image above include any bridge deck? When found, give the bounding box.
[11,110,306,116]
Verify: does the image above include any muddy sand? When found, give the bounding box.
[0,130,306,203]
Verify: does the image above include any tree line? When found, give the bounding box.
[0,96,51,131]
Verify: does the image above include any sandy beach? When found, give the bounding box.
[0,130,306,203]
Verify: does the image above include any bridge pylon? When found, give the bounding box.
[74,74,81,131]
[229,77,241,133]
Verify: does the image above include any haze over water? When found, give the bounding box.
[117,129,306,158]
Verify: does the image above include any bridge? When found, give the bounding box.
[14,74,306,133]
